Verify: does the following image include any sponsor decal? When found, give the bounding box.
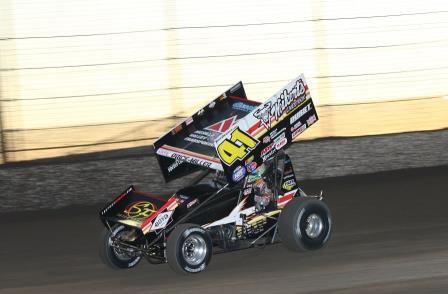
[167,160,183,173]
[253,103,272,130]
[184,131,214,147]
[284,173,295,179]
[208,101,216,108]
[260,143,274,157]
[204,116,237,134]
[253,79,306,130]
[245,155,255,165]
[275,137,287,150]
[307,114,317,126]
[282,179,296,191]
[230,83,242,93]
[187,198,199,209]
[291,124,307,139]
[273,131,286,143]
[244,155,257,173]
[243,187,252,196]
[261,148,277,161]
[151,211,173,230]
[197,108,205,116]
[184,227,205,236]
[232,165,247,182]
[185,264,206,273]
[290,102,312,124]
[291,121,302,132]
[128,257,141,267]
[217,127,259,166]
[170,153,213,168]
[262,135,271,144]
[185,116,194,126]
[185,116,238,148]
[277,190,298,206]
[177,194,189,204]
[270,128,286,141]
[270,128,279,138]
[140,197,178,233]
[124,201,157,219]
[246,161,258,173]
[102,187,135,215]
[157,146,223,171]
[233,101,257,112]
[171,124,183,135]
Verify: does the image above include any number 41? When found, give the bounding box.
[217,128,258,166]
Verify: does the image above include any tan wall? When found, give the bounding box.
[4,97,446,162]
[1,0,447,162]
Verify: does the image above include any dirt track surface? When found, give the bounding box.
[1,166,448,293]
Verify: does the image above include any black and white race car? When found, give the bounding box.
[99,74,332,274]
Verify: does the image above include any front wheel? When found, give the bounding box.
[278,197,332,251]
[99,224,142,269]
[166,224,212,274]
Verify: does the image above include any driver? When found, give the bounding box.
[248,162,274,212]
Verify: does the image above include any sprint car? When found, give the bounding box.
[99,74,332,274]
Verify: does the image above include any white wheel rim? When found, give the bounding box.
[182,234,207,266]
[304,213,324,239]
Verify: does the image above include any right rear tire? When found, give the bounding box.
[278,197,332,251]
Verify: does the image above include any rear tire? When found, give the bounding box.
[99,224,142,269]
[278,197,332,251]
[166,224,212,274]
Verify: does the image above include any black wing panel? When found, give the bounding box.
[154,82,261,182]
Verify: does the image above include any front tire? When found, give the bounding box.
[166,224,212,274]
[278,197,332,251]
[99,224,142,269]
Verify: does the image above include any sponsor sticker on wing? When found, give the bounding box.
[233,102,257,112]
[204,116,237,134]
[232,165,247,182]
[275,137,287,150]
[307,114,317,126]
[124,201,158,220]
[261,143,274,157]
[187,198,199,209]
[290,102,312,125]
[151,211,173,231]
[282,179,296,191]
[292,124,307,139]
[253,78,307,130]
[246,161,258,173]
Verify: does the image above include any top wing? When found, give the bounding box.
[214,74,319,185]
[154,82,261,182]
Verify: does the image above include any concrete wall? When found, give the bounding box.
[1,129,447,212]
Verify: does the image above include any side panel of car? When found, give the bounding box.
[185,189,243,226]
[280,154,299,195]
